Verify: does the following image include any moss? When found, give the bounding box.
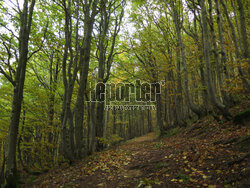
[233,109,250,125]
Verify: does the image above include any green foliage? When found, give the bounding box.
[175,172,190,182]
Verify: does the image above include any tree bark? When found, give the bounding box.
[215,0,229,81]
[170,0,204,118]
[112,109,117,135]
[220,0,249,91]
[5,0,36,185]
[200,0,231,119]
[95,0,124,151]
[236,0,249,60]
[60,0,77,161]
[156,85,165,136]
[147,109,153,132]
[208,0,231,106]
[74,0,99,158]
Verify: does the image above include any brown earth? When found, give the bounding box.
[24,102,250,188]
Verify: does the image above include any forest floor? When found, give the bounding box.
[25,102,250,188]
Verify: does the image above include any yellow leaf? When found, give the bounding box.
[171,178,177,182]
[216,170,221,174]
[208,185,216,188]
[191,167,197,171]
[190,178,198,183]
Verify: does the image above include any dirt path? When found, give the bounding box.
[126,132,157,143]
[28,117,250,188]
[30,132,166,187]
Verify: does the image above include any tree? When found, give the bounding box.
[2,0,36,186]
[236,0,248,61]
[200,0,231,119]
[74,0,99,159]
[220,0,249,91]
[94,0,124,151]
[170,0,205,118]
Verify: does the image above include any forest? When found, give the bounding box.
[0,0,249,187]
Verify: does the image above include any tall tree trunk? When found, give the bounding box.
[208,0,231,106]
[215,0,230,83]
[200,0,231,119]
[167,71,173,126]
[176,49,183,124]
[170,0,204,118]
[156,85,165,136]
[140,111,145,135]
[48,52,60,158]
[147,109,153,132]
[5,0,36,186]
[86,98,91,153]
[95,102,105,151]
[95,0,106,151]
[230,0,243,54]
[200,61,209,113]
[185,12,209,114]
[104,109,109,141]
[88,100,96,154]
[128,110,132,138]
[163,77,169,126]
[236,0,249,61]
[112,109,117,135]
[0,153,5,186]
[74,0,98,158]
[220,0,249,91]
[95,0,123,151]
[60,0,77,161]
[118,111,123,138]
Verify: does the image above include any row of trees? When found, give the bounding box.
[122,0,248,135]
[0,0,248,186]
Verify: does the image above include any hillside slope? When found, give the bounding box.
[25,102,250,188]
